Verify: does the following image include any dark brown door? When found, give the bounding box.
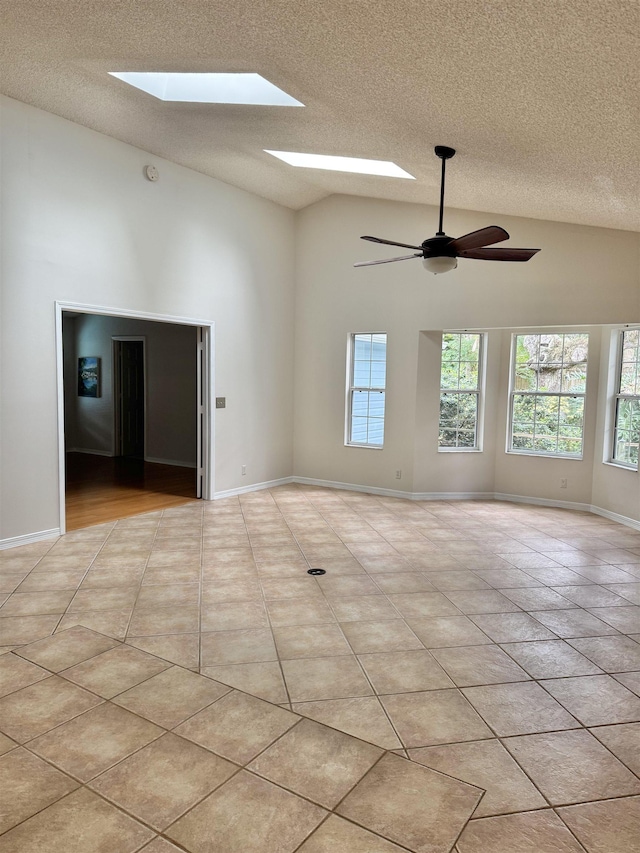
[119,340,145,458]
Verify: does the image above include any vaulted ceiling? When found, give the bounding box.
[1,0,638,230]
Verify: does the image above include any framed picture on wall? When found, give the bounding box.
[78,356,100,397]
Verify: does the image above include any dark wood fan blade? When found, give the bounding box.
[361,235,424,251]
[449,226,509,254]
[459,247,541,262]
[354,253,423,267]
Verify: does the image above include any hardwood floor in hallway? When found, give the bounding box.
[65,453,198,530]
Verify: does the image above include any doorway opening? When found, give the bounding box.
[56,302,215,533]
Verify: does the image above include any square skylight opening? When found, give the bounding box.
[264,151,415,179]
[109,72,304,106]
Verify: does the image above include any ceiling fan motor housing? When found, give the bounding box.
[422,234,456,256]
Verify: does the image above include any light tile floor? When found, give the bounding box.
[2,484,640,850]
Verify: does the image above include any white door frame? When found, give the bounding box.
[55,301,215,534]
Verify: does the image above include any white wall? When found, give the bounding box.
[293,195,640,520]
[63,314,197,466]
[0,95,295,541]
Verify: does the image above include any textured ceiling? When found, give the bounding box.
[1,0,639,230]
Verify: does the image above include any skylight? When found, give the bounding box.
[109,72,304,106]
[264,151,415,179]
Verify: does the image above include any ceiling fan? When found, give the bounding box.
[355,146,540,274]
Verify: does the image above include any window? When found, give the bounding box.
[439,332,483,450]
[612,329,640,469]
[347,333,386,447]
[509,333,589,458]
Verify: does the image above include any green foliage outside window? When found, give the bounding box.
[439,333,481,449]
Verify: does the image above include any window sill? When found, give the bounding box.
[602,460,639,473]
[345,443,384,451]
[438,448,482,453]
[506,450,584,461]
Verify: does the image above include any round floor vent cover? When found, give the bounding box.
[307,568,326,576]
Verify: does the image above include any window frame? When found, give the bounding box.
[345,332,387,450]
[610,328,640,471]
[438,332,485,453]
[507,332,589,460]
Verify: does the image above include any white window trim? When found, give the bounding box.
[345,332,386,450]
[506,332,588,460]
[438,332,485,453]
[609,328,640,471]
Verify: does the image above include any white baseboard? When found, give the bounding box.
[66,448,114,457]
[589,504,640,532]
[292,476,415,500]
[214,476,295,500]
[0,528,60,551]
[144,457,197,469]
[494,492,592,513]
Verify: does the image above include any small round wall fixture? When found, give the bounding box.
[144,164,159,182]
[307,568,326,576]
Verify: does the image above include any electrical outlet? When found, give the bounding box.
[560,478,568,489]
[241,465,247,476]
[395,470,402,479]
[216,397,226,409]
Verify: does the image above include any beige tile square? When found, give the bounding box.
[590,722,640,775]
[462,682,578,736]
[282,655,373,702]
[469,613,557,643]
[0,652,50,697]
[128,605,200,636]
[273,624,352,659]
[201,600,268,631]
[0,733,16,755]
[408,615,492,648]
[422,571,490,591]
[297,814,409,852]
[16,626,119,671]
[61,645,172,698]
[56,609,132,640]
[250,718,382,808]
[506,728,640,806]
[359,649,454,693]
[337,752,482,853]
[0,675,103,742]
[134,584,200,610]
[261,577,326,599]
[568,635,640,672]
[457,810,587,853]
[68,588,138,612]
[369,573,437,593]
[340,619,424,653]
[266,597,336,627]
[126,634,200,669]
[432,645,530,687]
[29,702,163,781]
[140,839,185,853]
[201,661,288,704]
[410,739,545,817]
[17,569,87,592]
[0,615,60,645]
[541,674,640,725]
[443,590,521,614]
[90,732,237,830]
[143,566,201,585]
[176,689,298,763]
[499,640,603,678]
[112,665,230,728]
[329,595,400,622]
[584,605,640,633]
[558,796,640,853]
[380,689,493,748]
[386,592,460,618]
[499,587,575,610]
[0,786,154,853]
[292,697,402,749]
[166,770,326,853]
[201,578,263,604]
[200,628,277,666]
[0,747,79,833]
[80,566,145,589]
[552,584,631,607]
[0,590,74,615]
[531,608,620,638]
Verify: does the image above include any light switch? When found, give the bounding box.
[216,397,226,408]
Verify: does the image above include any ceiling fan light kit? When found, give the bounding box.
[356,146,541,274]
